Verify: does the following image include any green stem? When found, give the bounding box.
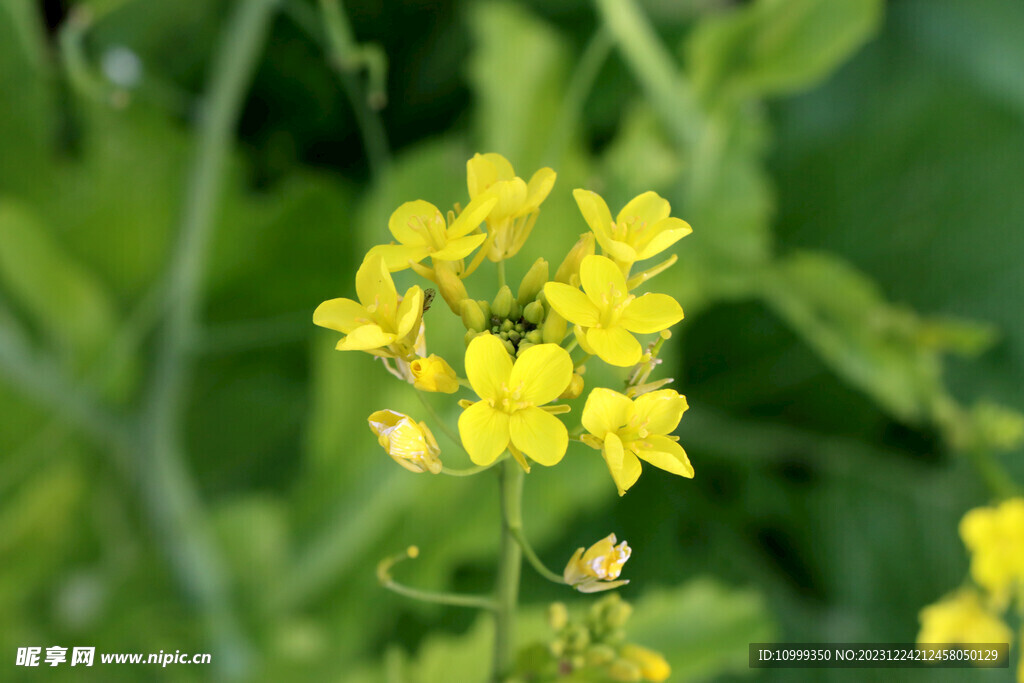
[415,389,463,449]
[441,456,506,477]
[497,259,507,289]
[966,448,1022,501]
[492,459,524,681]
[380,580,495,611]
[510,527,566,585]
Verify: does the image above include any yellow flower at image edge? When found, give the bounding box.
[959,497,1024,601]
[313,254,423,358]
[458,334,572,471]
[917,588,1012,646]
[563,533,631,593]
[368,410,442,474]
[582,388,693,495]
[544,255,683,367]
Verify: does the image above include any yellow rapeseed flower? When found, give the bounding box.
[563,533,631,593]
[619,644,671,682]
[467,152,556,261]
[457,334,572,471]
[959,498,1024,602]
[365,196,496,272]
[368,409,442,474]
[581,388,693,495]
[409,354,459,394]
[313,254,424,359]
[917,588,1012,646]
[573,189,691,271]
[544,255,683,367]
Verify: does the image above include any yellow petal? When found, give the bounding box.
[635,434,694,478]
[356,254,398,317]
[582,388,633,437]
[620,293,684,334]
[388,200,437,246]
[366,243,432,272]
[313,298,370,333]
[431,232,487,261]
[509,406,567,466]
[524,167,556,212]
[574,324,595,355]
[616,190,671,227]
[447,195,498,239]
[586,326,642,367]
[395,286,424,339]
[632,389,687,435]
[336,325,395,351]
[543,282,600,327]
[573,189,614,239]
[579,255,628,308]
[458,401,511,466]
[465,334,513,400]
[480,152,515,180]
[603,433,642,495]
[509,344,573,406]
[635,217,692,260]
[488,177,528,220]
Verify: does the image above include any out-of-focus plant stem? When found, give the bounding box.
[543,28,612,167]
[2,0,48,73]
[492,459,524,681]
[511,527,566,585]
[140,0,279,677]
[966,449,1022,500]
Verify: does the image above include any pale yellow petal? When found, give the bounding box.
[573,189,614,238]
[458,401,511,466]
[388,200,437,246]
[480,152,515,180]
[635,217,692,260]
[447,195,498,239]
[465,334,513,400]
[604,433,642,495]
[632,389,687,435]
[523,167,556,212]
[586,326,642,367]
[574,324,594,354]
[313,298,370,333]
[355,254,398,316]
[635,435,694,478]
[510,406,567,466]
[467,153,498,198]
[431,232,487,261]
[488,177,528,220]
[509,343,573,406]
[543,282,600,327]
[616,190,671,227]
[579,254,629,308]
[619,293,684,334]
[365,243,432,272]
[582,388,633,437]
[395,286,424,339]
[336,325,395,351]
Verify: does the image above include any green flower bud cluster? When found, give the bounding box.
[459,258,568,357]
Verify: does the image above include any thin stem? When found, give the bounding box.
[378,546,495,610]
[415,389,463,449]
[510,527,566,585]
[441,455,506,477]
[492,459,524,681]
[497,259,507,289]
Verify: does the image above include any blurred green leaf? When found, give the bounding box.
[688,0,883,103]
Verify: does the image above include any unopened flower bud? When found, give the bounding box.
[608,659,642,682]
[560,372,584,400]
[585,644,617,666]
[518,258,549,305]
[548,602,569,631]
[433,261,468,312]
[368,410,442,474]
[523,300,545,325]
[619,645,671,682]
[477,300,492,322]
[564,534,631,593]
[464,329,481,346]
[555,233,595,285]
[542,310,568,344]
[492,285,514,319]
[525,329,543,344]
[410,354,459,394]
[460,299,487,332]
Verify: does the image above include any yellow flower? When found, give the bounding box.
[366,196,496,272]
[581,388,693,495]
[313,254,424,359]
[619,644,671,682]
[573,189,691,270]
[563,533,631,593]
[917,588,1012,646]
[368,410,442,474]
[544,255,683,367]
[410,354,459,394]
[457,334,572,471]
[959,498,1024,602]
[467,152,556,261]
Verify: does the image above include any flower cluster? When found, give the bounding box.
[314,152,694,496]
[918,497,1024,680]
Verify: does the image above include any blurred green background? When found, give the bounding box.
[1,0,1023,680]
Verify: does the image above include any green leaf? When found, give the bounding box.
[0,200,118,358]
[688,0,884,102]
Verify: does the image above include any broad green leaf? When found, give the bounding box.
[688,0,884,103]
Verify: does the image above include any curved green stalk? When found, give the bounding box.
[492,459,524,681]
[510,527,566,585]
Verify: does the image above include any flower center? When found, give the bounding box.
[493,380,531,413]
[596,282,634,328]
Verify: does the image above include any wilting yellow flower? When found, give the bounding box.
[467,152,556,261]
[409,354,459,393]
[457,334,572,470]
[366,196,496,272]
[368,409,442,474]
[574,189,691,270]
[544,255,683,367]
[917,588,1012,646]
[581,388,693,495]
[313,254,423,359]
[619,645,671,682]
[959,498,1024,602]
[563,533,631,593]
